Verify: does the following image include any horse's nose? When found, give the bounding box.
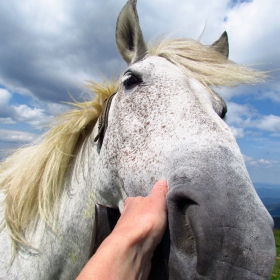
[165,171,275,279]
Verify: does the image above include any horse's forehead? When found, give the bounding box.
[129,56,185,80]
[126,56,211,103]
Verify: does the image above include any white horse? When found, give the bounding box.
[0,0,276,279]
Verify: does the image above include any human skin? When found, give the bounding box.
[76,180,168,280]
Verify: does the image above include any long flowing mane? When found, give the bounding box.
[0,80,119,250]
[0,37,266,250]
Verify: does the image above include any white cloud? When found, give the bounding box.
[11,104,52,127]
[46,102,70,115]
[17,0,70,35]
[223,0,280,66]
[226,102,280,134]
[271,132,280,137]
[258,159,279,166]
[230,126,245,138]
[0,129,38,143]
[243,154,254,162]
[243,154,279,168]
[261,90,280,103]
[0,89,12,117]
[0,88,11,105]
[255,115,280,132]
[226,102,255,126]
[0,89,53,127]
[0,118,16,124]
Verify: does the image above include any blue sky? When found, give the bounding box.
[0,0,279,186]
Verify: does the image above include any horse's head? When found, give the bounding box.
[93,0,275,279]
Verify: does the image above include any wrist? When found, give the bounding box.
[98,232,151,279]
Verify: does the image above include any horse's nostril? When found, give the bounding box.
[176,196,197,213]
[168,186,198,213]
[165,193,198,278]
[168,194,197,256]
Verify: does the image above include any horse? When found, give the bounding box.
[0,0,276,279]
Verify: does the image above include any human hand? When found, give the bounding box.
[112,180,168,257]
[76,180,168,280]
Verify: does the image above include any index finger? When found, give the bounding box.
[149,180,168,198]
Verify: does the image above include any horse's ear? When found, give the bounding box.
[211,31,229,59]
[116,0,148,64]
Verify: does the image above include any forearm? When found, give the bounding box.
[76,233,151,280]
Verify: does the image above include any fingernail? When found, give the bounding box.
[157,180,167,186]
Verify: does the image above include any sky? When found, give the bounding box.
[0,0,279,186]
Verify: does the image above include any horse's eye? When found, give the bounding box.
[122,72,142,89]
[220,105,227,119]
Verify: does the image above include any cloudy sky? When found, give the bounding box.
[0,0,279,186]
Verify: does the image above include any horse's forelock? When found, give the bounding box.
[148,37,267,89]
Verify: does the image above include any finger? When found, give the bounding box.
[124,197,133,205]
[149,180,168,198]
[123,197,134,209]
